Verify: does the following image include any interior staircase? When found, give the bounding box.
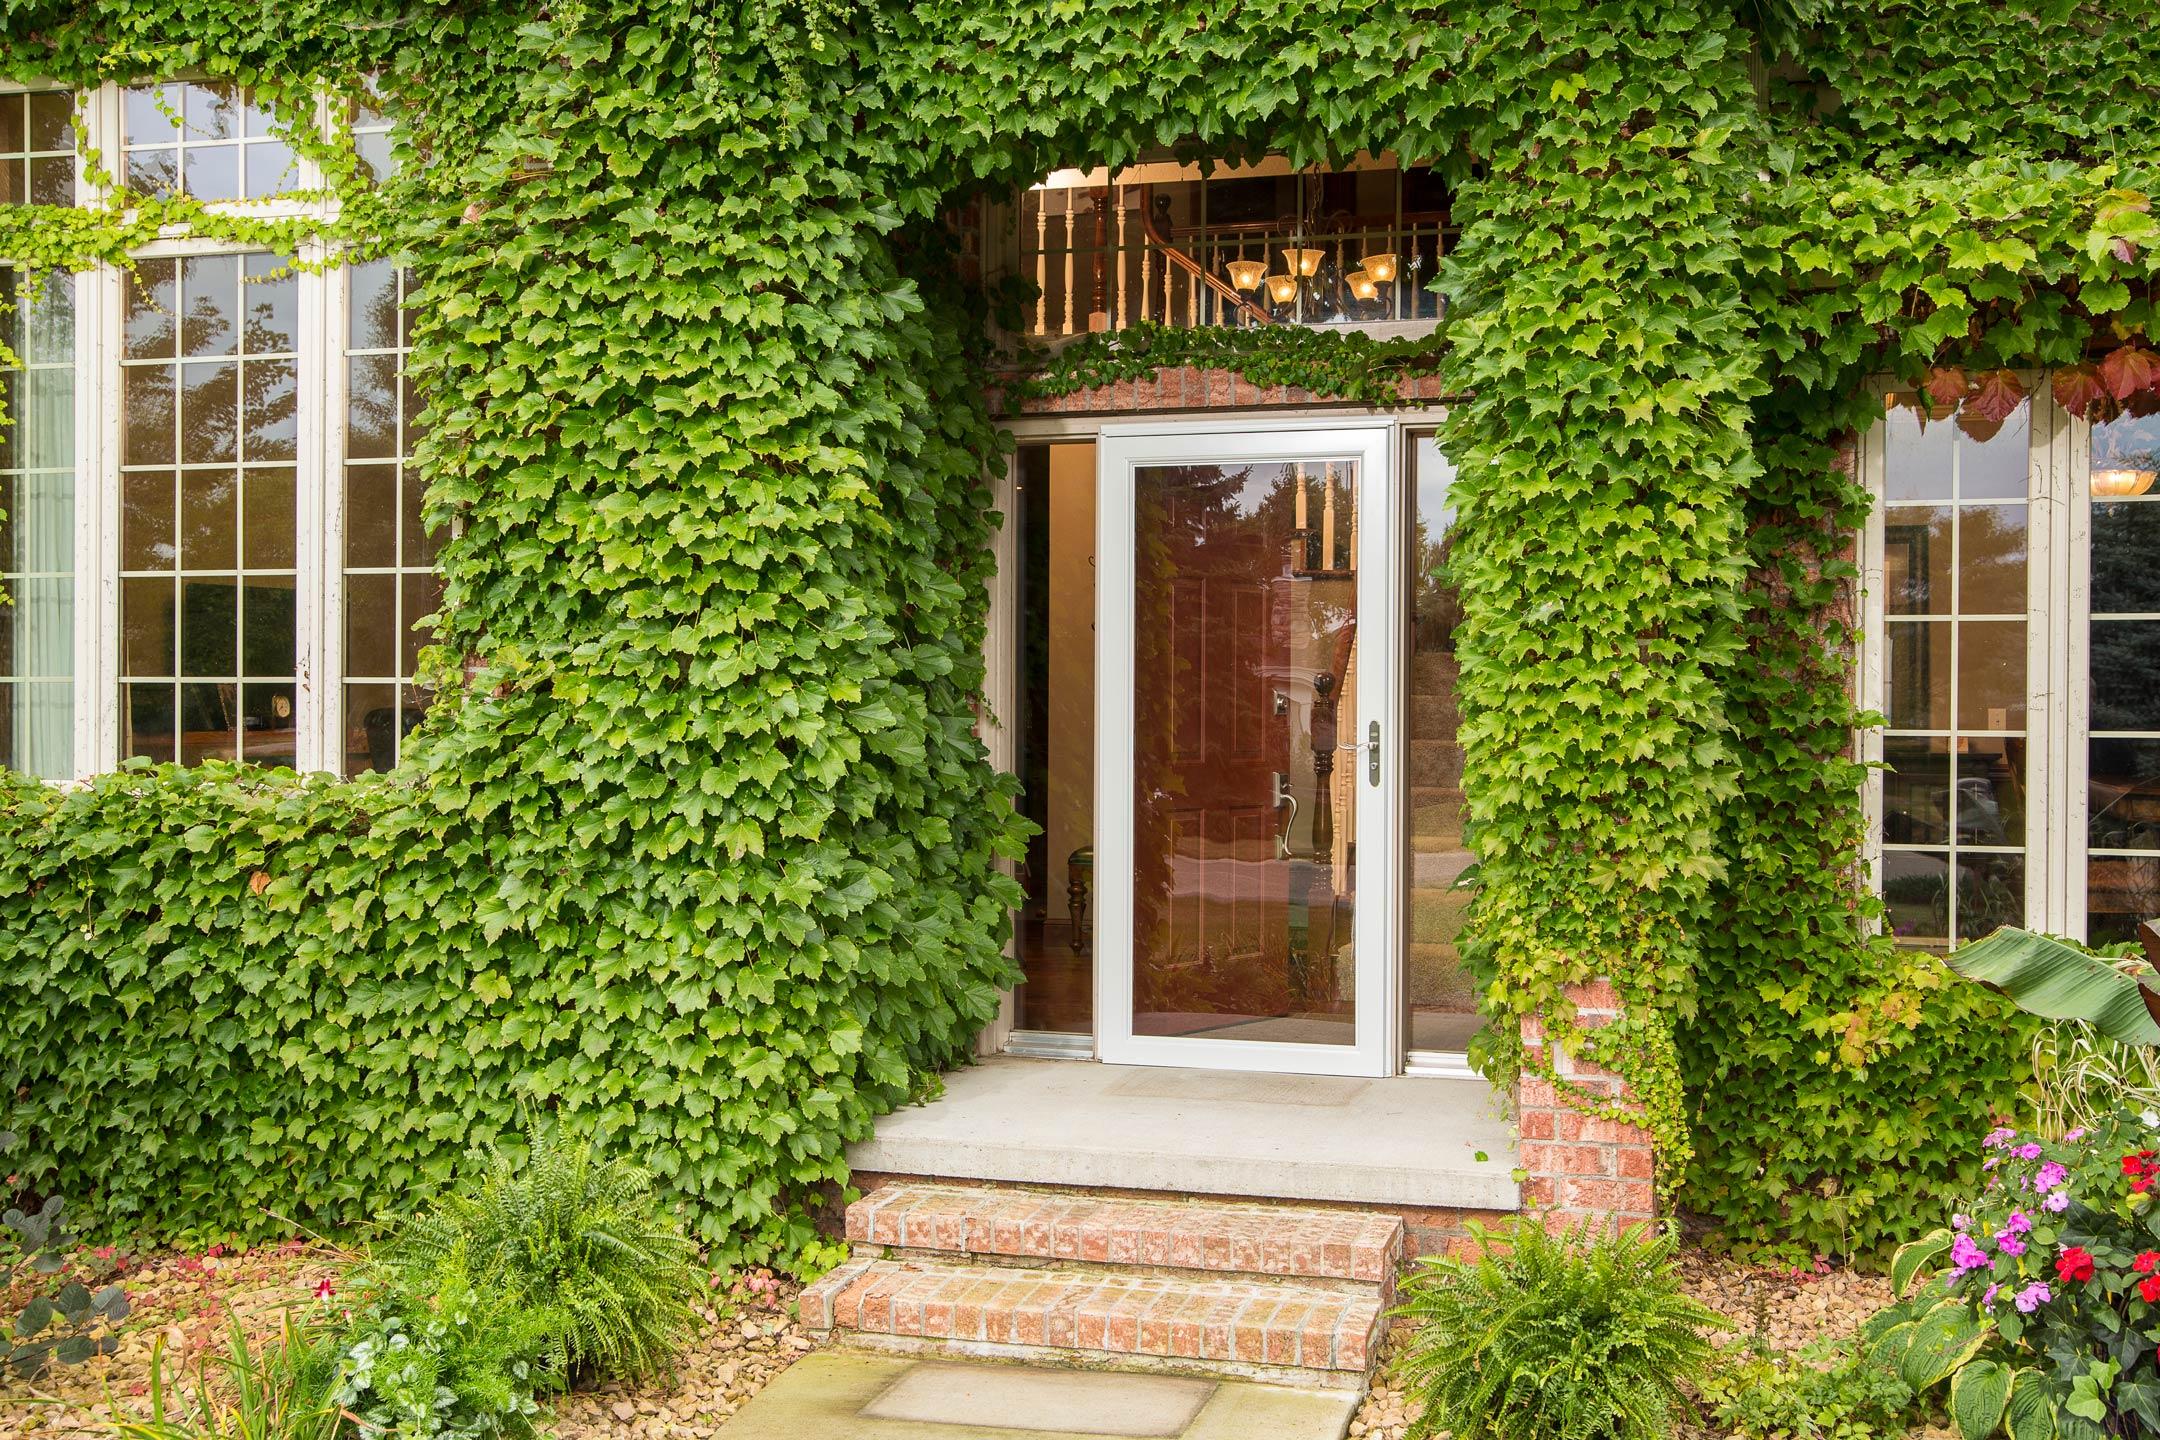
[801,1181,1405,1392]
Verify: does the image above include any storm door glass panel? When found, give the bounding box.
[2088,409,2160,945]
[1130,455,1361,1044]
[0,268,75,778]
[343,260,438,772]
[119,254,299,766]
[1012,440,1096,1034]
[1879,397,2031,950]
[1404,433,1478,1054]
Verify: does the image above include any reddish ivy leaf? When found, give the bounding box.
[1923,366,1969,409]
[1969,369,2027,424]
[2101,346,2160,401]
[2129,388,2160,419]
[2114,237,2139,264]
[2053,365,2108,419]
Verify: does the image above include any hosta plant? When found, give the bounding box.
[1392,1217,1722,1440]
[1877,1105,2160,1437]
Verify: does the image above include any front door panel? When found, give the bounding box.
[1099,425,1396,1076]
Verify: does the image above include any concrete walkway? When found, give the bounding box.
[718,1353,1359,1439]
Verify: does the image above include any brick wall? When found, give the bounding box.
[995,364,1448,417]
[1515,979,1659,1235]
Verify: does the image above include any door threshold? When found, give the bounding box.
[1003,1029,1095,1060]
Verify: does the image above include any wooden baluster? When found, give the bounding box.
[1062,203,1076,336]
[1114,190,1129,330]
[1321,462,1338,571]
[1034,201,1048,334]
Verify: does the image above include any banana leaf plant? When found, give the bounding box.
[1947,921,2160,1046]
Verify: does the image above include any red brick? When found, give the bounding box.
[1560,1178,1656,1214]
[1616,1145,1656,1180]
[1518,1108,1557,1140]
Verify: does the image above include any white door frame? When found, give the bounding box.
[1094,418,1402,1077]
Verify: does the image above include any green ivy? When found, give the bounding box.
[0,0,2155,1266]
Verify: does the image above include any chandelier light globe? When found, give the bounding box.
[2092,467,2159,498]
[1224,258,1269,291]
[1283,246,1325,278]
[1264,273,1300,305]
[1360,252,1399,284]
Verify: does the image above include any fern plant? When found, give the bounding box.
[382,1118,702,1383]
[1392,1218,1724,1440]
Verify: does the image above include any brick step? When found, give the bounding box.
[847,1182,1404,1288]
[801,1257,1384,1387]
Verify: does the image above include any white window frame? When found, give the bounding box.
[1860,379,2110,943]
[0,78,407,780]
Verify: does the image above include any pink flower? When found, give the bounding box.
[1982,1283,2001,1307]
[2014,1282,2052,1312]
[2044,1190,2071,1213]
[314,1278,336,1301]
[1997,1233,2028,1257]
[1951,1234,1990,1272]
[2035,1162,2069,1190]
[2013,1143,2045,1161]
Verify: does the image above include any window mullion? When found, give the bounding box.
[1857,390,1887,919]
[2064,406,2094,940]
[79,83,124,777]
[295,241,333,773]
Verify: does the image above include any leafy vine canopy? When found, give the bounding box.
[0,0,2152,1263]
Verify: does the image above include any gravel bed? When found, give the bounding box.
[0,1247,812,1440]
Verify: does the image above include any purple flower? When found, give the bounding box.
[2013,1143,2045,1161]
[2035,1162,2069,1191]
[2005,1210,2033,1235]
[2044,1190,2071,1213]
[1951,1234,1990,1272]
[1985,1127,2018,1149]
[1953,1213,1971,1230]
[1998,1233,2028,1257]
[1982,1283,2001,1307]
[2066,1128,2089,1143]
[2014,1282,2052,1313]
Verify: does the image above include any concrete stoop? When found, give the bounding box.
[802,1182,1405,1392]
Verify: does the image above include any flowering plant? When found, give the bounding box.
[1872,1105,2160,1438]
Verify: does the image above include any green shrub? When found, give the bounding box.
[1697,1340,1915,1440]
[1392,1218,1724,1440]
[327,1249,567,1440]
[379,1119,701,1382]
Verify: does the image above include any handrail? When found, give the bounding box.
[1136,184,1274,327]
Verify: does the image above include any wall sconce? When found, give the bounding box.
[1224,258,1268,291]
[2093,467,2159,498]
[1282,247,1324,278]
[1264,273,1300,305]
[1360,253,1399,284]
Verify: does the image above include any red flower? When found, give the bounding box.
[2057,1246,2097,1284]
[2124,1155,2144,1175]
[2136,1178,2154,1195]
[2137,1252,2160,1275]
[2142,1276,2160,1304]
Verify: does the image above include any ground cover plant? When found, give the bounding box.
[1393,1218,1723,1440]
[0,0,2154,1273]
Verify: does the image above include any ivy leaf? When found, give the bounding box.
[2100,346,2160,402]
[1968,369,2026,425]
[1923,366,1970,410]
[2053,365,2108,419]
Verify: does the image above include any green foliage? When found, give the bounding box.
[1391,1218,1723,1440]
[1011,322,1445,410]
[111,1315,343,1440]
[380,1119,701,1382]
[0,0,2157,1268]
[1696,1339,1916,1440]
[328,1249,567,1440]
[1948,928,2160,1047]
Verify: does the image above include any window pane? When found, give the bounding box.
[1959,852,2025,935]
[2094,621,2160,732]
[1,269,78,780]
[345,463,398,567]
[123,84,179,147]
[126,148,178,195]
[244,467,296,569]
[29,156,73,206]
[1957,621,2025,732]
[178,468,237,570]
[1884,850,1950,950]
[1956,738,2024,847]
[242,255,297,353]
[182,82,234,142]
[244,141,295,198]
[122,471,176,570]
[1886,620,1951,730]
[1882,735,1950,845]
[123,365,176,465]
[347,352,399,459]
[1884,405,1954,501]
[180,254,238,357]
[243,357,297,460]
[345,572,397,676]
[1958,504,2027,616]
[1884,506,1950,616]
[240,580,295,677]
[350,259,399,349]
[125,260,176,359]
[2094,502,2160,614]
[123,681,175,761]
[182,138,236,201]
[2091,858,2160,948]
[399,572,441,673]
[343,682,398,774]
[121,577,174,675]
[2091,738,2160,853]
[179,361,238,463]
[1960,403,2031,499]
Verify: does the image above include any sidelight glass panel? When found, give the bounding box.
[1878,395,2032,949]
[1010,440,1096,1035]
[2089,409,2160,944]
[119,254,299,766]
[1404,433,1480,1055]
[1129,453,1362,1044]
[0,268,75,778]
[341,261,436,771]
